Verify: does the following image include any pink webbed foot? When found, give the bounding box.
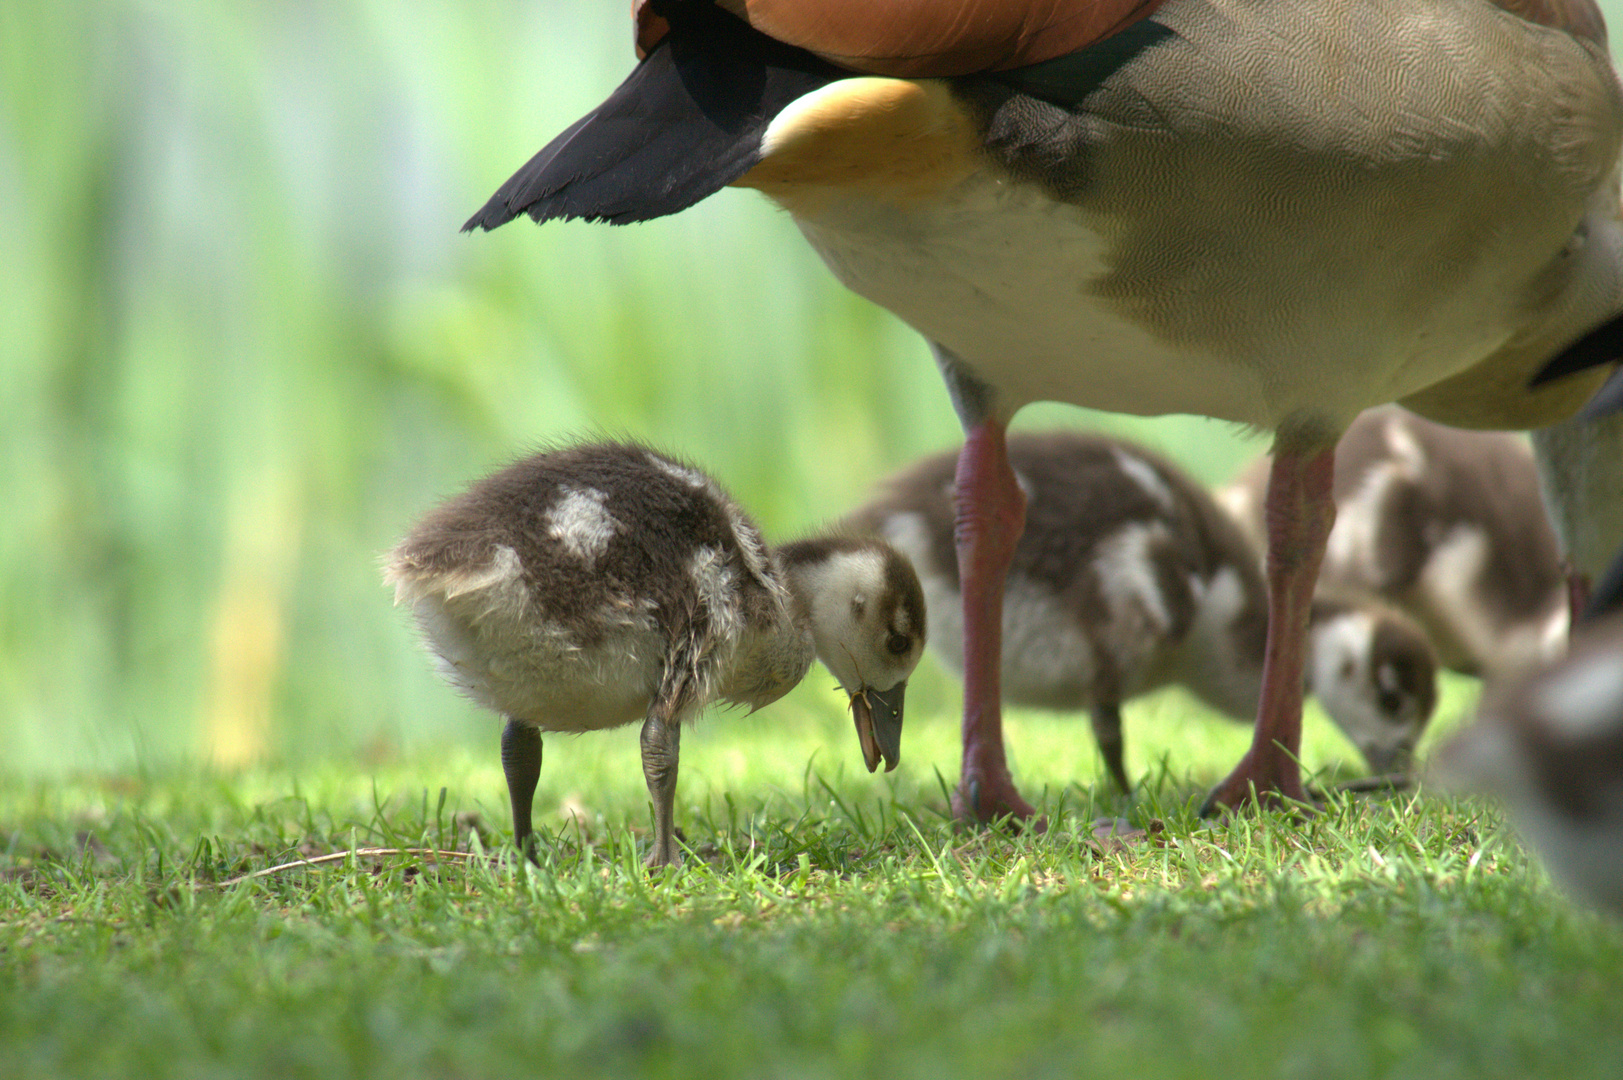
[952,755,1044,829]
[1200,746,1314,816]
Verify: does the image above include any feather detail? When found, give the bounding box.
[637,0,1167,75]
[1490,0,1607,45]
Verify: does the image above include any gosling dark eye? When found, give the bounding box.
[886,632,911,656]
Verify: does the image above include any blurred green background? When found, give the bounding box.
[11,0,1586,776]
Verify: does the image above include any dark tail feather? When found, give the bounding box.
[1530,310,1623,420]
[463,4,841,231]
[1531,308,1623,379]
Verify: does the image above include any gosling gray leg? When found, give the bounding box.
[639,713,682,868]
[1089,703,1132,795]
[501,718,542,864]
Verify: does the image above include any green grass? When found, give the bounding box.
[7,676,1623,1080]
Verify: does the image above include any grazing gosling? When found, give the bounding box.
[849,431,1437,794]
[387,441,925,867]
[1436,607,1623,916]
[1217,406,1567,677]
[1434,382,1623,918]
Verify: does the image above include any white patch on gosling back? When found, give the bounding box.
[1325,458,1411,579]
[1320,414,1425,583]
[688,545,744,642]
[648,452,772,586]
[1093,523,1173,634]
[546,486,619,564]
[1176,565,1263,717]
[1211,482,1259,542]
[877,512,935,570]
[1538,603,1572,670]
[1534,652,1623,742]
[723,505,773,589]
[1415,524,1500,668]
[1081,521,1182,702]
[388,543,525,607]
[648,454,710,490]
[1112,448,1176,513]
[1382,414,1428,472]
[1414,520,1565,676]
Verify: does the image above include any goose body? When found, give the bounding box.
[1219,407,1568,677]
[746,1,1621,431]
[851,432,1438,792]
[387,441,925,866]
[466,0,1623,822]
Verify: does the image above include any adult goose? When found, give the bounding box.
[465,0,1623,822]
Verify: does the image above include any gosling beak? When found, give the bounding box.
[850,682,906,773]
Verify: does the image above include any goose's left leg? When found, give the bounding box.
[1202,433,1336,813]
[937,348,1038,827]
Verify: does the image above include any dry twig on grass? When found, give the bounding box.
[211,847,478,888]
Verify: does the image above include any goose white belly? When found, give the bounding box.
[793,157,1564,431]
[771,0,1623,430]
[794,184,1270,425]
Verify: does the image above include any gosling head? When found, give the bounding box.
[1309,599,1439,776]
[778,536,926,772]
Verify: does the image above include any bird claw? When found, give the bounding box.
[951,774,1045,832]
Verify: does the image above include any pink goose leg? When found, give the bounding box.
[949,417,1041,826]
[1202,437,1337,813]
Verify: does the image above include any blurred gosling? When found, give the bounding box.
[850,431,1438,794]
[1218,405,1566,677]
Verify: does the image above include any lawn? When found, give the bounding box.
[6,676,1622,1080]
